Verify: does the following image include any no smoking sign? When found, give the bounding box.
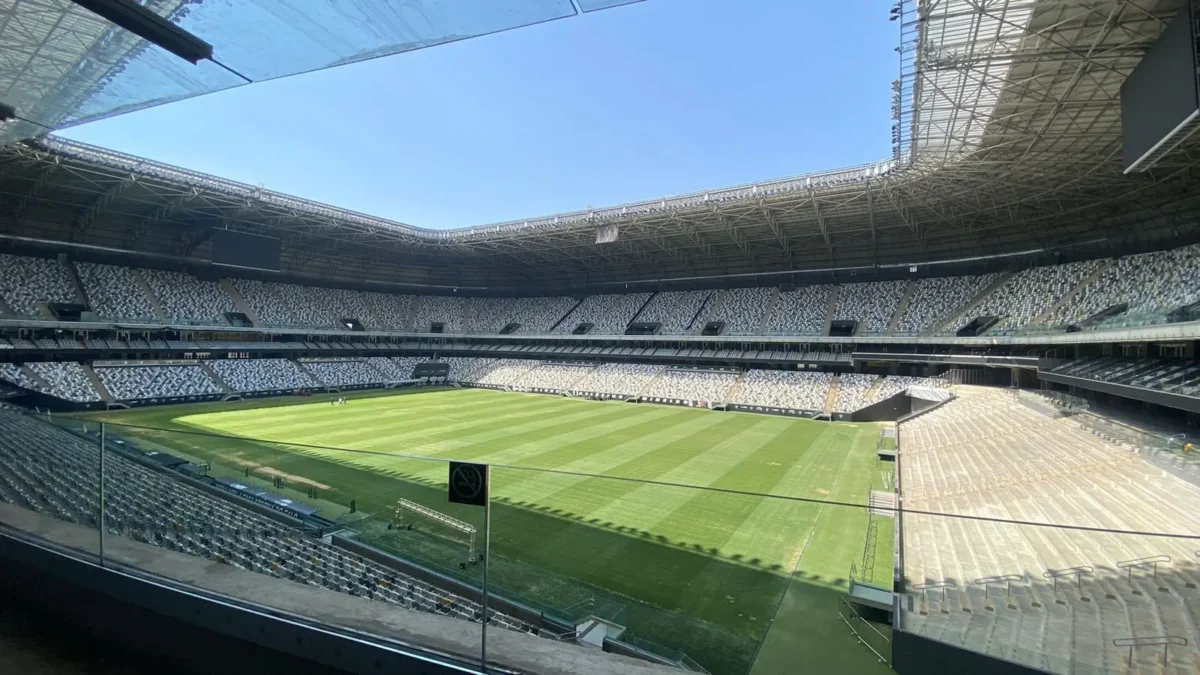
[448,462,489,507]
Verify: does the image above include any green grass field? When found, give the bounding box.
[82,387,894,675]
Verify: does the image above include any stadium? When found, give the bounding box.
[1,1,1200,675]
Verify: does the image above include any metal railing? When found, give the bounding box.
[973,574,1023,601]
[1042,566,1093,592]
[1112,636,1188,667]
[838,597,890,664]
[912,579,957,602]
[1116,555,1170,583]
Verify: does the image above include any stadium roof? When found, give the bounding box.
[1,0,1198,291]
[0,0,640,145]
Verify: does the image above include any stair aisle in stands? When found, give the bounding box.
[82,365,115,403]
[293,360,324,387]
[133,269,170,322]
[199,362,233,394]
[824,376,840,416]
[885,280,917,335]
[754,288,781,334]
[723,370,749,405]
[821,285,840,336]
[19,365,52,393]
[1030,259,1116,327]
[933,271,1014,334]
[220,278,261,326]
[63,258,90,307]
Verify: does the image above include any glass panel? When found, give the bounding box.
[577,0,646,11]
[81,410,493,668]
[61,47,248,128]
[4,0,599,144]
[186,0,577,81]
[0,408,102,560]
[6,381,1195,674]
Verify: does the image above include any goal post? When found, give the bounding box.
[394,498,478,561]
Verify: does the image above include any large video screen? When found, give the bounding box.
[1121,5,1199,171]
[211,229,282,272]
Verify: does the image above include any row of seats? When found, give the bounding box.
[20,362,101,402]
[0,337,856,364]
[0,409,540,638]
[302,360,392,387]
[0,254,77,316]
[553,293,650,334]
[512,363,597,390]
[443,358,942,411]
[210,358,318,392]
[96,366,222,400]
[736,370,833,411]
[1051,358,1200,397]
[0,356,946,411]
[899,386,1200,673]
[0,358,435,400]
[3,246,1198,334]
[961,260,1103,332]
[834,373,877,412]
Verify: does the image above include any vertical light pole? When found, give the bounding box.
[481,473,491,672]
[448,461,491,673]
[99,422,106,565]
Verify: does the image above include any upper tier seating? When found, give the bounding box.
[210,359,318,392]
[893,274,1000,333]
[1044,244,1200,326]
[463,296,576,334]
[553,293,650,334]
[832,280,906,334]
[763,285,832,334]
[76,263,158,321]
[235,280,336,329]
[355,292,417,331]
[143,270,237,324]
[0,254,77,316]
[961,260,1102,331]
[632,291,712,334]
[96,365,220,400]
[731,370,832,411]
[2,246,1199,336]
[698,287,774,335]
[409,296,465,333]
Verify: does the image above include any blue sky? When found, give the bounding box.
[60,0,896,230]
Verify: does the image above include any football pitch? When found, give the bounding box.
[83,387,895,675]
